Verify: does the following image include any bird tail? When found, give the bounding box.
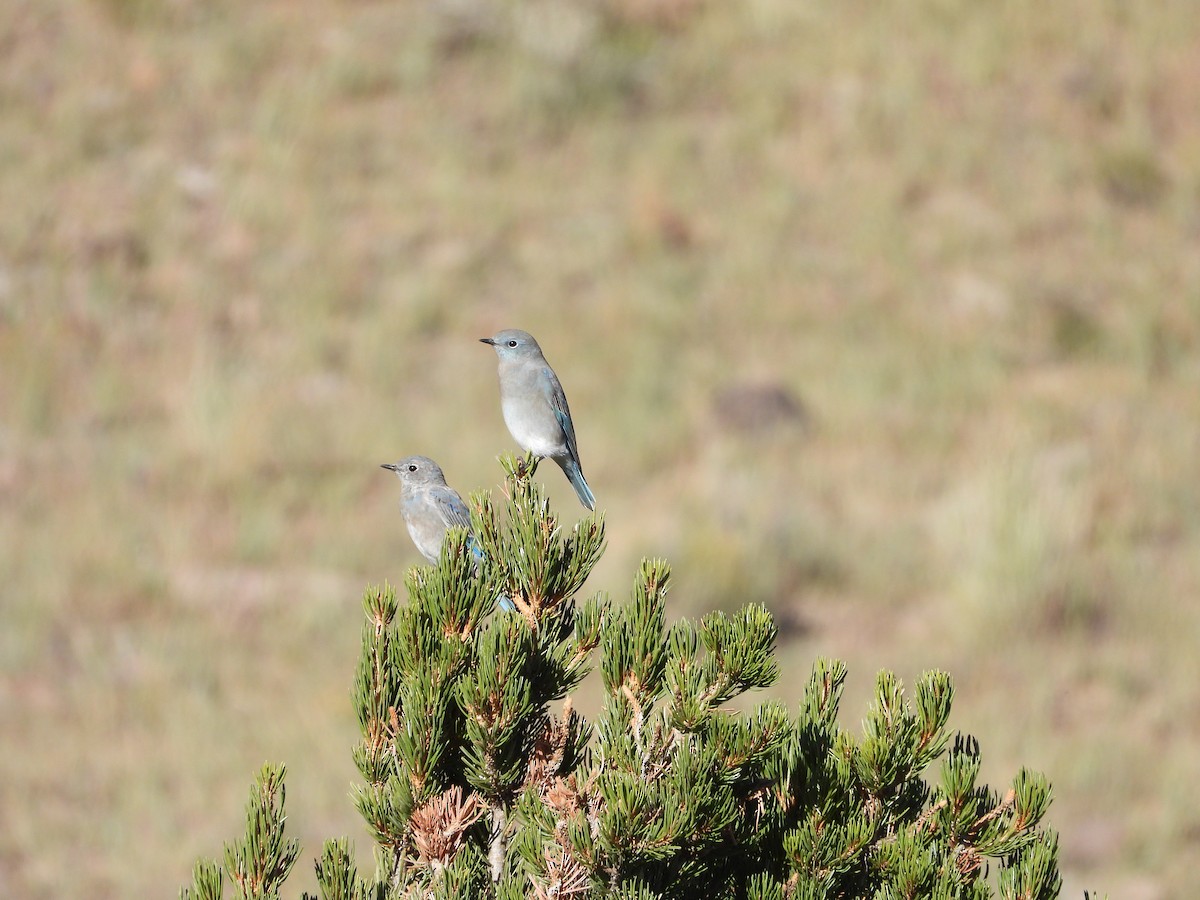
[468,537,514,612]
[468,538,485,563]
[560,457,595,510]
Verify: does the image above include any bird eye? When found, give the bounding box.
[407,464,418,472]
[507,340,518,348]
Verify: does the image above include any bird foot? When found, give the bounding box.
[516,453,540,478]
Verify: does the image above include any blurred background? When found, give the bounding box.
[2,1,1199,897]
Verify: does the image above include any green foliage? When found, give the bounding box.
[181,764,300,900]
[185,463,1062,898]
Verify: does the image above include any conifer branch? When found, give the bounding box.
[488,804,507,883]
[184,460,1064,899]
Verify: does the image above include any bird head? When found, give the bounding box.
[381,455,445,487]
[479,329,543,361]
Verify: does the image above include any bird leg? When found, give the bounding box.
[517,451,540,479]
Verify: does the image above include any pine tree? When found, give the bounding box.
[182,457,1063,900]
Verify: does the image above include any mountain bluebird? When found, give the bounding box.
[381,456,513,611]
[381,455,476,563]
[480,329,596,510]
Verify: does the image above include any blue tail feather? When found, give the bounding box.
[561,458,595,510]
[466,536,513,612]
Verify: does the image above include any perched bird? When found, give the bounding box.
[381,455,475,564]
[480,329,595,510]
[382,455,513,611]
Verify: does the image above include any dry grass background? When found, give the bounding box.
[2,0,1199,897]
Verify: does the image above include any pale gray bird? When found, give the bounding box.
[382,456,513,611]
[381,455,479,563]
[480,329,595,510]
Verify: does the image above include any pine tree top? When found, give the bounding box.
[184,457,1062,900]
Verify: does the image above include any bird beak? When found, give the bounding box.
[479,337,495,345]
[380,463,398,471]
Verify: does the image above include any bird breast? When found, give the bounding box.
[500,393,565,457]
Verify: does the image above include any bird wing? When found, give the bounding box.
[432,486,485,561]
[431,487,472,531]
[541,366,581,465]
